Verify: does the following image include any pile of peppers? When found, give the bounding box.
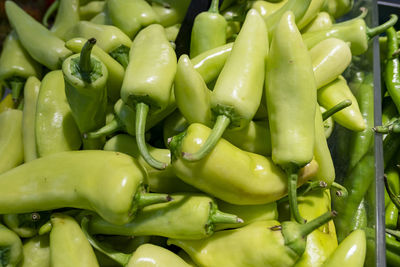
[0,0,397,266]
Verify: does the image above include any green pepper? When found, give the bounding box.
[35,71,82,157]
[42,0,59,28]
[90,10,112,25]
[50,0,80,40]
[385,27,400,114]
[65,37,124,103]
[321,0,353,19]
[169,123,318,205]
[318,76,365,132]
[0,31,42,102]
[165,24,181,42]
[350,198,367,230]
[0,109,23,175]
[121,24,177,170]
[0,223,23,267]
[297,0,328,29]
[168,212,336,267]
[0,150,171,225]
[322,229,366,267]
[80,1,105,21]
[266,11,316,224]
[2,212,50,238]
[311,38,352,89]
[88,193,241,240]
[103,134,197,193]
[181,9,268,162]
[150,0,191,27]
[107,0,159,39]
[301,12,333,33]
[190,0,227,58]
[251,0,287,21]
[18,235,50,267]
[50,213,99,267]
[65,21,132,68]
[22,77,40,163]
[302,13,398,56]
[62,38,108,149]
[5,1,72,70]
[382,98,398,126]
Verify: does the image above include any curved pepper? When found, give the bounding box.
[322,229,366,267]
[22,77,40,162]
[385,27,400,114]
[0,150,171,225]
[35,71,81,157]
[266,11,316,223]
[50,0,80,40]
[121,24,177,170]
[103,134,197,193]
[0,223,23,267]
[18,235,50,267]
[151,0,191,27]
[318,76,365,132]
[302,13,398,56]
[50,213,99,267]
[311,38,352,89]
[79,1,105,20]
[65,21,132,68]
[0,109,23,174]
[88,193,242,240]
[321,0,353,19]
[0,31,42,102]
[65,37,124,103]
[297,0,328,29]
[190,0,227,58]
[251,0,287,21]
[301,12,333,33]
[62,38,108,149]
[169,123,318,205]
[181,9,268,162]
[168,212,335,267]
[107,0,159,39]
[5,1,72,70]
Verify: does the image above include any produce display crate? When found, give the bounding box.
[0,0,389,266]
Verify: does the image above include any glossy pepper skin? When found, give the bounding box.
[35,71,81,157]
[0,109,23,174]
[385,163,400,229]
[126,244,190,267]
[266,11,316,224]
[251,0,287,22]
[50,0,80,40]
[297,0,328,30]
[5,1,72,70]
[88,193,242,240]
[18,235,50,267]
[168,212,335,267]
[322,0,353,19]
[182,9,268,162]
[103,134,197,193]
[169,123,318,205]
[62,38,108,149]
[322,229,366,267]
[50,213,99,267]
[79,1,105,21]
[65,37,125,103]
[302,13,398,56]
[0,223,23,267]
[107,0,159,39]
[385,27,400,114]
[0,31,42,102]
[0,150,170,225]
[190,0,227,58]
[301,12,333,33]
[121,24,177,170]
[22,77,40,162]
[151,0,191,27]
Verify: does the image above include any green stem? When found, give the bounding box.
[9,79,24,103]
[208,0,219,13]
[367,14,398,39]
[322,99,352,121]
[136,103,167,170]
[287,169,305,224]
[136,192,172,210]
[210,210,243,224]
[392,48,400,58]
[385,174,400,210]
[109,46,130,68]
[277,180,327,204]
[331,182,349,197]
[42,0,59,27]
[84,119,122,139]
[386,229,400,239]
[81,217,131,266]
[182,114,230,161]
[298,211,337,237]
[79,38,97,82]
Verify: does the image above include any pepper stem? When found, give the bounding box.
[298,211,337,237]
[384,174,400,210]
[84,119,122,139]
[9,78,24,103]
[322,99,352,121]
[136,103,167,170]
[42,0,59,27]
[137,192,172,210]
[367,14,398,39]
[208,0,219,13]
[81,217,131,266]
[277,180,327,204]
[182,114,230,161]
[287,168,306,224]
[109,46,130,68]
[210,210,243,224]
[79,38,97,82]
[331,182,349,197]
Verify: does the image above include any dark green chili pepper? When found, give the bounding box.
[385,27,400,114]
